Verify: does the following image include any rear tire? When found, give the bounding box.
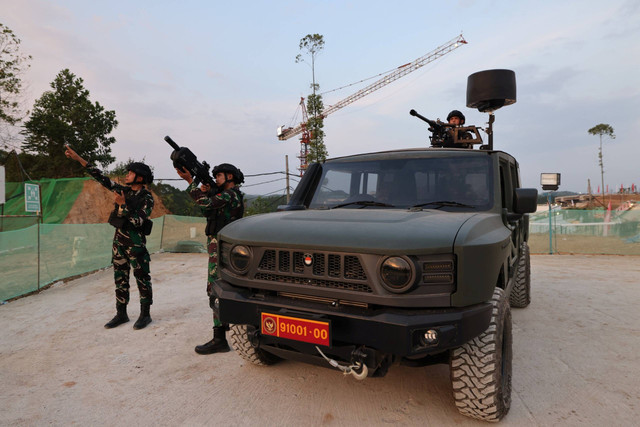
[450,287,512,422]
[229,324,281,366]
[510,242,531,308]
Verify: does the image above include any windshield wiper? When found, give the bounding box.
[411,200,476,209]
[331,200,396,209]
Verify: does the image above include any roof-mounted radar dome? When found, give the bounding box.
[466,69,516,113]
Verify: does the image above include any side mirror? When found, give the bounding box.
[513,188,538,214]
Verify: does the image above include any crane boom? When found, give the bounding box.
[277,34,467,141]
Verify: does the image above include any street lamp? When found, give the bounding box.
[540,173,561,254]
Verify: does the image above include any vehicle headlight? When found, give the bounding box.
[230,245,251,274]
[380,256,414,292]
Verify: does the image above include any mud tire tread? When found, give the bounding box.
[510,242,531,308]
[450,287,512,422]
[229,324,280,366]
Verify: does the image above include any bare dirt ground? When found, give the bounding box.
[1,253,639,426]
[63,180,170,224]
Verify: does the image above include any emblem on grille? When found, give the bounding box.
[304,253,313,266]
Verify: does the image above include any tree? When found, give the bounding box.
[107,157,152,178]
[306,94,327,162]
[149,182,204,217]
[21,69,118,178]
[295,34,324,94]
[588,124,615,201]
[0,23,32,145]
[244,195,286,216]
[296,34,328,163]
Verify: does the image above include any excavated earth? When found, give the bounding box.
[63,179,171,224]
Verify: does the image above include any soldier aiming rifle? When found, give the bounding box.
[167,136,245,355]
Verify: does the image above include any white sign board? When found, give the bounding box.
[0,166,5,205]
[25,183,41,212]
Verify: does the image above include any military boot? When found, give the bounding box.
[104,303,129,329]
[194,326,230,354]
[133,303,152,330]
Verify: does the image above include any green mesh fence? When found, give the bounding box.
[529,208,640,255]
[2,208,638,302]
[0,224,39,300]
[0,215,204,302]
[2,178,87,230]
[159,215,207,253]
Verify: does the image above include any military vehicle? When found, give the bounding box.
[213,69,538,421]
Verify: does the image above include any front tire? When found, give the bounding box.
[450,287,512,422]
[510,242,531,308]
[229,324,281,366]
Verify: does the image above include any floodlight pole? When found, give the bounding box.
[547,192,553,254]
[541,174,560,255]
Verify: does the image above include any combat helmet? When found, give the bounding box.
[447,110,466,124]
[212,163,244,184]
[127,162,154,185]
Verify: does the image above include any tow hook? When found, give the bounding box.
[315,346,369,380]
[249,328,261,347]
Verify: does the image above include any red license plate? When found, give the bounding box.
[261,312,330,347]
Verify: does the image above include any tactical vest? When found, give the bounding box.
[108,187,154,235]
[205,188,244,237]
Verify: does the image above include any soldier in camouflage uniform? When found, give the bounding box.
[65,145,155,330]
[176,163,244,354]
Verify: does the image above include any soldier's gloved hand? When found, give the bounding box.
[114,190,126,206]
[176,167,193,183]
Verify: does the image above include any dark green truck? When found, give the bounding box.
[213,70,538,422]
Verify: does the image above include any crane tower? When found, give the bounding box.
[277,34,467,174]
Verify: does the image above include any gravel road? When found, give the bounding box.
[1,253,638,426]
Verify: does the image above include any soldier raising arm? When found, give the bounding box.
[65,145,155,330]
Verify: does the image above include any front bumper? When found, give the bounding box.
[214,279,492,358]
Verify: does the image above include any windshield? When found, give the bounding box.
[308,155,493,210]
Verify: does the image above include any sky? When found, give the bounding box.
[2,0,639,196]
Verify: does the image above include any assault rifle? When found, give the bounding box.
[164,136,217,188]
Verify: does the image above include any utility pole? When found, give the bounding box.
[285,155,290,203]
[598,134,605,206]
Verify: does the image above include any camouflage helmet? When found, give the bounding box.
[446,110,466,124]
[127,162,154,185]
[212,163,244,184]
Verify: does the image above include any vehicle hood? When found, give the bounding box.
[219,209,478,254]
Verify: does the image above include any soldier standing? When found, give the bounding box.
[176,163,244,354]
[65,145,155,330]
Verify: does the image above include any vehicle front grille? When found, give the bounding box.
[278,292,369,308]
[259,250,276,271]
[344,255,366,279]
[255,272,372,293]
[258,249,367,281]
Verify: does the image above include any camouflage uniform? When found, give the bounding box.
[187,181,243,327]
[86,164,154,306]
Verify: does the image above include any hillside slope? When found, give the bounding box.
[63,179,170,224]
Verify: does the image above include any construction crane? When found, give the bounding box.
[277,34,468,174]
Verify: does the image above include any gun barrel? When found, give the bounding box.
[164,135,180,151]
[409,109,436,127]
